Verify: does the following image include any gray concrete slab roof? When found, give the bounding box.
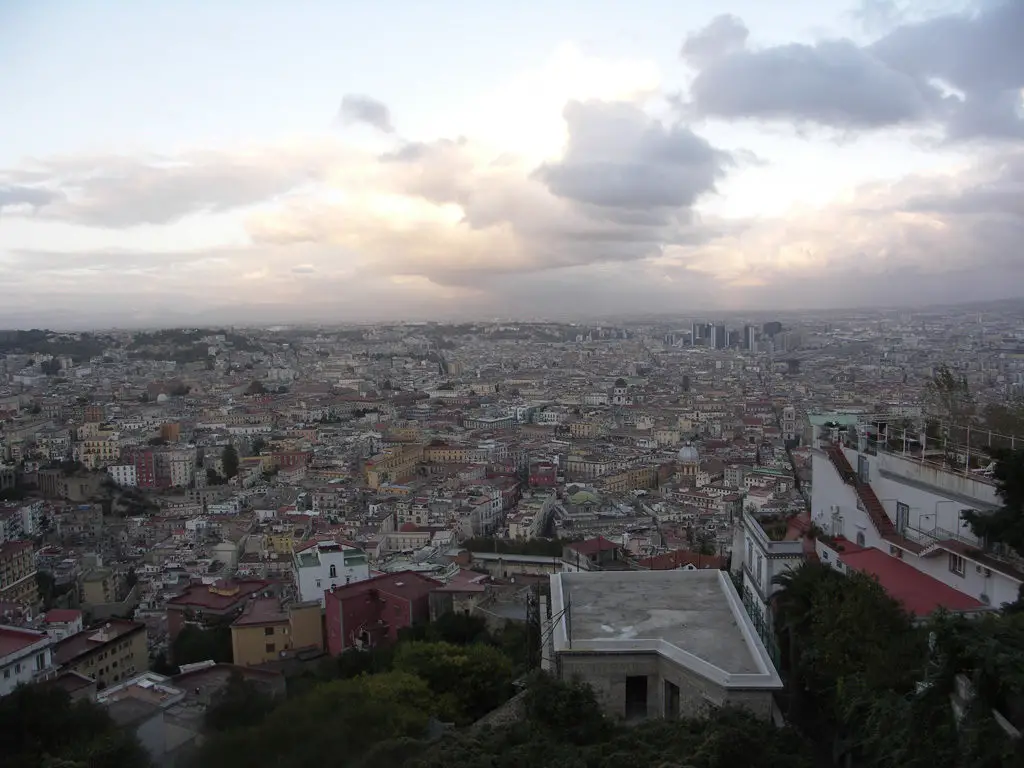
[557,569,759,675]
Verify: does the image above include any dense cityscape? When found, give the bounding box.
[0,302,1022,766]
[4,0,1024,763]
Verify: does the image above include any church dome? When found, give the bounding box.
[677,443,700,464]
[614,378,627,388]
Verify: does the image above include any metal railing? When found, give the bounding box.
[857,421,1024,482]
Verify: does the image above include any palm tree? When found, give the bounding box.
[771,562,838,719]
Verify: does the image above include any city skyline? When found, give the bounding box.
[1,0,1023,328]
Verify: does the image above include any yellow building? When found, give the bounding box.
[0,540,38,605]
[80,567,123,605]
[53,619,148,688]
[77,439,121,469]
[568,422,600,439]
[231,598,323,666]
[364,444,424,489]
[423,443,469,463]
[600,466,658,493]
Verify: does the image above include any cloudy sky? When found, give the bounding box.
[1,0,1022,327]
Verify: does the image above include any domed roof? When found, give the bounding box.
[614,377,627,387]
[677,442,700,464]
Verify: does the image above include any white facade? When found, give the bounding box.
[293,541,371,606]
[738,510,804,622]
[0,626,55,697]
[107,464,138,487]
[811,444,1022,608]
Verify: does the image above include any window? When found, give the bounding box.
[265,643,275,653]
[35,653,45,671]
[949,553,966,577]
[264,627,274,636]
[14,663,21,674]
[315,579,321,588]
[856,531,866,547]
[329,564,337,578]
[3,669,9,679]
[746,541,753,567]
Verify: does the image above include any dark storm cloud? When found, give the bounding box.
[338,94,395,133]
[535,100,732,212]
[680,1,1024,140]
[686,38,940,128]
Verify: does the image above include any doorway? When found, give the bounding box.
[625,675,648,720]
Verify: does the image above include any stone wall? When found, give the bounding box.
[559,651,774,721]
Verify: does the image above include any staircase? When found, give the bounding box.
[823,444,897,538]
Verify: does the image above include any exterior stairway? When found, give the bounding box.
[823,443,898,538]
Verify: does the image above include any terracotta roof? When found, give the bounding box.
[637,549,726,571]
[839,545,985,616]
[53,620,145,665]
[324,570,441,604]
[43,609,83,624]
[0,625,48,657]
[166,579,270,611]
[567,536,619,556]
[231,597,287,627]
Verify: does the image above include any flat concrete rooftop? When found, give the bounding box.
[553,569,770,679]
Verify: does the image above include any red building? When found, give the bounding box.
[130,449,157,489]
[529,462,557,487]
[324,571,440,656]
[165,578,272,640]
[272,451,311,470]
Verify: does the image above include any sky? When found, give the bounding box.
[0,0,1022,328]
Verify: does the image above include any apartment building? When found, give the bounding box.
[324,571,439,655]
[811,428,1022,608]
[293,539,370,607]
[230,598,323,666]
[53,619,148,689]
[0,540,37,605]
[364,444,424,489]
[0,625,56,696]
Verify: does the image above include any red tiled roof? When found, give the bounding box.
[53,619,145,665]
[43,609,83,624]
[839,545,985,616]
[567,536,619,556]
[324,570,441,604]
[166,579,270,610]
[0,625,48,657]
[231,598,287,627]
[638,549,726,571]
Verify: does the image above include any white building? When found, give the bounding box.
[811,428,1022,608]
[107,464,138,487]
[0,625,56,697]
[736,510,805,627]
[293,540,371,607]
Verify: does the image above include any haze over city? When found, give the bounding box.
[1,0,1023,328]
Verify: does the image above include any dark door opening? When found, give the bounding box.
[664,680,680,718]
[625,675,648,720]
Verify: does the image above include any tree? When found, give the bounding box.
[0,684,149,768]
[251,437,266,454]
[925,364,974,424]
[246,380,266,395]
[221,445,239,480]
[171,624,232,667]
[392,641,514,723]
[962,448,1024,557]
[204,672,276,733]
[206,467,226,486]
